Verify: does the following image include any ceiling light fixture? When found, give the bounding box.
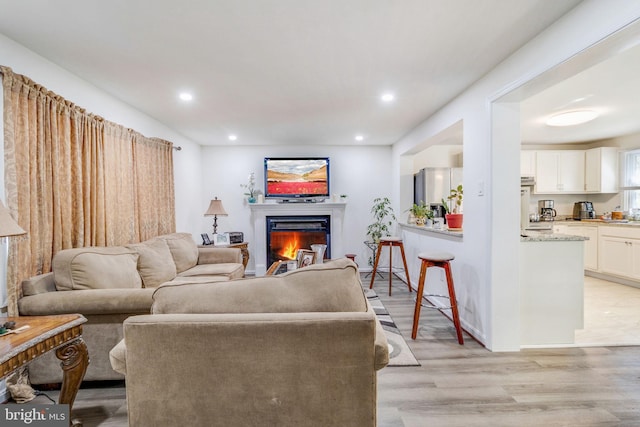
[354,135,364,142]
[228,134,238,141]
[546,110,598,127]
[380,92,395,103]
[179,92,193,102]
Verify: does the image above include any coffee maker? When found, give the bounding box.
[538,200,556,221]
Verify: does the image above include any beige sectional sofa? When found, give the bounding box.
[110,258,388,427]
[18,232,244,385]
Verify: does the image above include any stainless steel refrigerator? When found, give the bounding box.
[414,167,462,205]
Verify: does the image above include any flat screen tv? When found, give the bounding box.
[264,157,330,200]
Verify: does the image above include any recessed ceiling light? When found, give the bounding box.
[380,92,395,103]
[228,134,238,141]
[355,135,364,142]
[546,110,598,127]
[179,92,193,102]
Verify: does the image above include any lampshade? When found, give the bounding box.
[204,198,228,217]
[0,200,26,237]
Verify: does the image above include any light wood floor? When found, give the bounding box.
[34,274,640,426]
[575,275,640,346]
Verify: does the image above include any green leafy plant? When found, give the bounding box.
[441,198,450,214]
[366,197,396,244]
[408,201,433,219]
[443,184,463,214]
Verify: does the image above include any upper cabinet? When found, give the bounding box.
[520,151,536,177]
[523,148,619,194]
[585,147,618,193]
[535,150,585,193]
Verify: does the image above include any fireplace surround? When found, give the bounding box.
[266,215,330,265]
[249,202,346,275]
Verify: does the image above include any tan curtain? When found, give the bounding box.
[1,66,175,315]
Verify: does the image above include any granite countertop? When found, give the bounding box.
[558,218,640,227]
[520,231,587,242]
[399,222,463,238]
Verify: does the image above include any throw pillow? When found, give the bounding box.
[126,238,177,287]
[159,233,198,273]
[53,247,142,291]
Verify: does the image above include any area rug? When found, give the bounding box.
[364,288,420,367]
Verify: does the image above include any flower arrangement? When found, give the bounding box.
[240,172,256,199]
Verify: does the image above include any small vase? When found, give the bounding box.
[415,216,426,226]
[248,196,256,204]
[310,244,327,264]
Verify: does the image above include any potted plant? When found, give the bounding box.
[408,201,433,226]
[442,184,463,229]
[366,197,396,244]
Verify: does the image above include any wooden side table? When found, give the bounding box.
[201,242,249,269]
[0,314,89,410]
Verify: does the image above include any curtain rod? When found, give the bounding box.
[173,146,182,151]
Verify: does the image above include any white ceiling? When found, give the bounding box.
[0,0,583,146]
[521,40,640,145]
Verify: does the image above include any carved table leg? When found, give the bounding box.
[56,337,89,410]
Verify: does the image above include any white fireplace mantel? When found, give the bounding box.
[249,202,346,276]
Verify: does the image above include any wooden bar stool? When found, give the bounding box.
[411,251,464,344]
[368,237,412,296]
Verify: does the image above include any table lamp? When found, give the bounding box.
[204,197,228,235]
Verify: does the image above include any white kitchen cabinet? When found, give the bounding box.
[572,225,598,271]
[585,147,618,193]
[599,226,640,280]
[535,151,585,193]
[553,224,569,234]
[520,151,536,177]
[553,224,598,271]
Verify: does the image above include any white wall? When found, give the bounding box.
[392,1,640,350]
[199,145,393,273]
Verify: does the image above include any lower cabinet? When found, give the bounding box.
[599,226,640,281]
[575,226,598,271]
[553,224,598,271]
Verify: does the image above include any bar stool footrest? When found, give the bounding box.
[413,295,456,310]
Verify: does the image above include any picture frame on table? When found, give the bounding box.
[296,249,316,268]
[201,233,212,245]
[214,232,230,246]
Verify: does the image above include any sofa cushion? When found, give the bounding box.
[22,272,56,296]
[109,339,127,376]
[19,288,155,315]
[152,258,366,314]
[158,233,198,273]
[178,263,244,280]
[53,247,142,291]
[126,238,177,288]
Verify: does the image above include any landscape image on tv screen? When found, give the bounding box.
[265,158,329,197]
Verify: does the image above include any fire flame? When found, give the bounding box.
[280,236,299,259]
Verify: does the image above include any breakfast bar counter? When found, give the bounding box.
[399,222,463,240]
[519,231,586,347]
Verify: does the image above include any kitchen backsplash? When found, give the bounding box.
[528,192,622,219]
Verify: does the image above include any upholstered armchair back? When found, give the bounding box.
[120,259,388,427]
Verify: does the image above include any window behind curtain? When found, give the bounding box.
[622,149,640,211]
